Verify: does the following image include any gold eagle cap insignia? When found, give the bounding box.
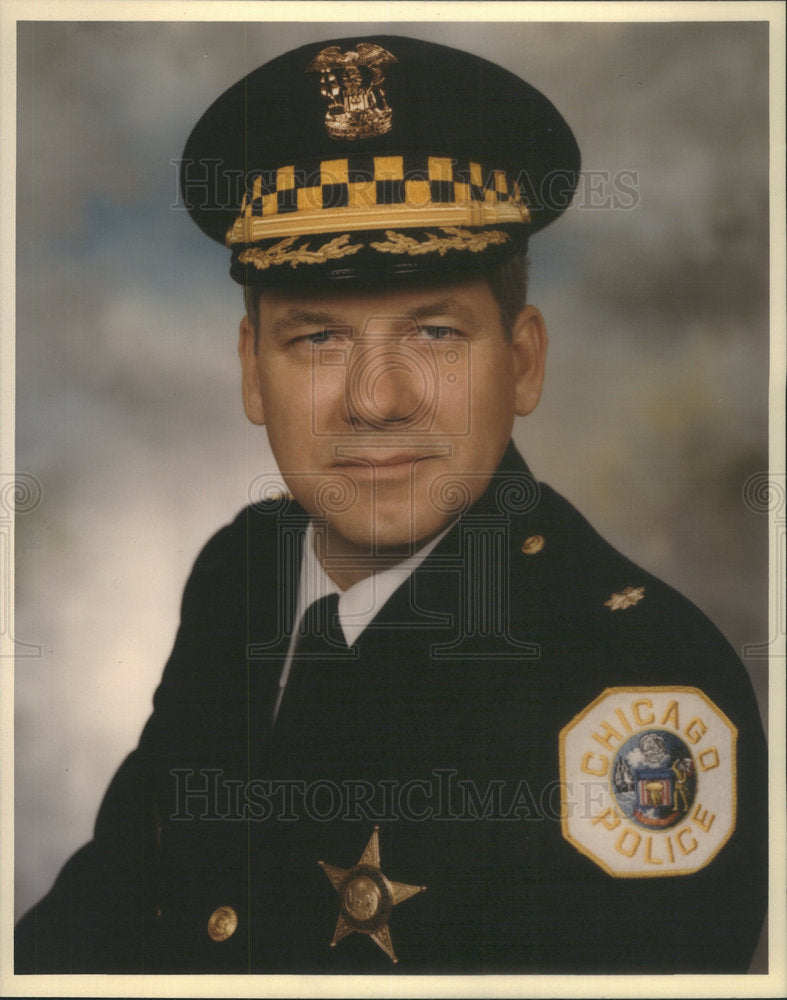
[306,43,397,140]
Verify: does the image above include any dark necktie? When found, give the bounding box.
[273,593,353,740]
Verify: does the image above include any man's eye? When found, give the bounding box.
[420,325,460,340]
[305,330,333,345]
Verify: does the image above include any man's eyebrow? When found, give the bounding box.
[407,299,479,326]
[271,309,347,335]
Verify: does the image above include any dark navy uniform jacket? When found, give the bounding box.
[15,443,767,974]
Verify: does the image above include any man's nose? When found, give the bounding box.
[344,339,435,429]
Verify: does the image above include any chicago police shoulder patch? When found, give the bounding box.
[559,687,736,877]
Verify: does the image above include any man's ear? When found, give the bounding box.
[510,305,548,416]
[238,315,266,426]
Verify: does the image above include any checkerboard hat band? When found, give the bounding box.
[226,156,529,246]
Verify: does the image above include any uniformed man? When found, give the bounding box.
[15,34,767,974]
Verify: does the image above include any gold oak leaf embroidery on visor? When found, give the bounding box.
[370,226,511,257]
[237,234,364,270]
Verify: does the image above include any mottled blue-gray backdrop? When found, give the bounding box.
[14,20,770,965]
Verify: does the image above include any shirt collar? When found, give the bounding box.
[295,519,453,647]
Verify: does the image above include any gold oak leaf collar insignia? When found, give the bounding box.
[318,826,426,963]
[604,585,646,611]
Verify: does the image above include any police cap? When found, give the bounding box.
[181,35,580,287]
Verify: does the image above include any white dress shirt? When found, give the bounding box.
[272,520,452,721]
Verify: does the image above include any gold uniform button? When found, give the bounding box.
[521,534,545,555]
[207,905,238,942]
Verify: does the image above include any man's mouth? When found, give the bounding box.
[332,451,437,477]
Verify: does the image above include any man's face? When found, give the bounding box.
[239,276,546,578]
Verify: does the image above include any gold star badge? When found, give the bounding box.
[604,585,646,611]
[318,826,426,963]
